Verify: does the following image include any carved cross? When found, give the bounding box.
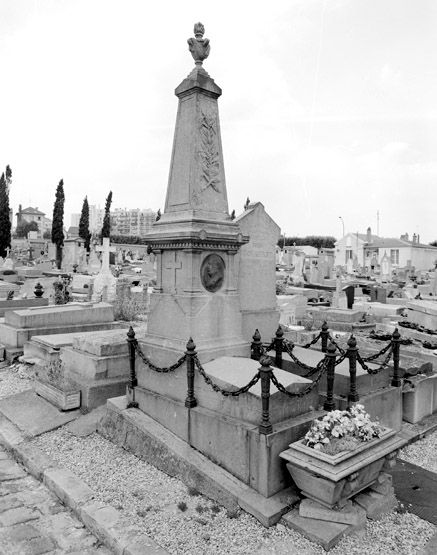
[96,238,116,272]
[165,252,182,292]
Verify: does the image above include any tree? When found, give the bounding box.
[5,165,12,193]
[100,191,112,241]
[430,240,437,247]
[0,171,11,257]
[78,196,91,251]
[278,235,337,250]
[51,179,65,269]
[15,220,39,238]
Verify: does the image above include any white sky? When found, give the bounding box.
[1,0,436,241]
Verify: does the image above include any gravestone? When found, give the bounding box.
[88,246,101,274]
[91,238,117,302]
[236,202,280,340]
[292,252,305,285]
[277,295,307,326]
[380,251,392,281]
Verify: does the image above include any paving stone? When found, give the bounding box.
[282,508,365,551]
[299,498,366,526]
[354,490,398,520]
[43,467,95,512]
[0,449,112,555]
[0,522,41,542]
[0,459,26,480]
[0,495,23,513]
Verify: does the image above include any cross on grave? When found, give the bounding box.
[165,252,182,292]
[96,237,116,273]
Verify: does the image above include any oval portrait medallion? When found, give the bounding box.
[200,254,225,293]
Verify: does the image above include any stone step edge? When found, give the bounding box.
[0,412,167,555]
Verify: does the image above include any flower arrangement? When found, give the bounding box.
[304,405,382,455]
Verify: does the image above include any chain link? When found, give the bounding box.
[356,346,393,374]
[134,342,187,373]
[328,335,347,355]
[359,341,393,362]
[282,340,321,374]
[193,356,261,396]
[334,352,348,366]
[270,358,328,398]
[300,332,322,349]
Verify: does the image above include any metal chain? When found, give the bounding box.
[356,347,393,374]
[359,341,392,362]
[134,342,187,373]
[334,352,348,366]
[328,335,346,355]
[282,340,320,373]
[300,332,322,349]
[270,358,328,398]
[193,356,260,396]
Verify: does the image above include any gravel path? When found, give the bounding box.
[0,364,35,400]
[32,428,435,555]
[399,429,437,473]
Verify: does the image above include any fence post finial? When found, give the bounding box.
[321,321,329,353]
[347,334,359,405]
[251,329,263,361]
[185,337,197,408]
[391,328,402,387]
[127,326,139,408]
[274,326,284,369]
[259,355,273,435]
[323,342,337,411]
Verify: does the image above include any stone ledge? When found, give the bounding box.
[98,395,298,527]
[0,411,167,555]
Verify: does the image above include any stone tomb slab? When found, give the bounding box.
[4,302,114,328]
[0,390,80,437]
[197,356,318,426]
[282,346,386,396]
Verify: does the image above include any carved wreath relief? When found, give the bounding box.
[199,109,221,194]
[200,254,225,293]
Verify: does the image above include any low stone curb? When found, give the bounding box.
[0,415,168,555]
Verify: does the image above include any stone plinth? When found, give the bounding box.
[62,329,143,410]
[402,373,437,423]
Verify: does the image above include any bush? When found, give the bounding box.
[113,294,144,321]
[2,270,17,275]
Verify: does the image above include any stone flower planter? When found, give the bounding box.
[35,380,80,411]
[280,428,405,509]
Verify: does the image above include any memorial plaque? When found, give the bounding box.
[200,254,225,292]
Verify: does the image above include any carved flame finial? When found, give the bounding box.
[188,22,210,66]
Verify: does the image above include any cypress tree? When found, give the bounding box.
[0,172,11,258]
[51,179,65,269]
[78,196,91,251]
[101,191,112,241]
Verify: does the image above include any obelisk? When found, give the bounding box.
[142,23,249,364]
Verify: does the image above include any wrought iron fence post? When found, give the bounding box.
[185,338,197,408]
[321,321,329,353]
[391,328,402,387]
[347,334,359,405]
[274,326,284,368]
[323,342,337,411]
[127,326,139,408]
[251,329,263,361]
[259,355,273,435]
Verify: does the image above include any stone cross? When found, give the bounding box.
[166,252,182,292]
[5,247,10,258]
[96,238,116,273]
